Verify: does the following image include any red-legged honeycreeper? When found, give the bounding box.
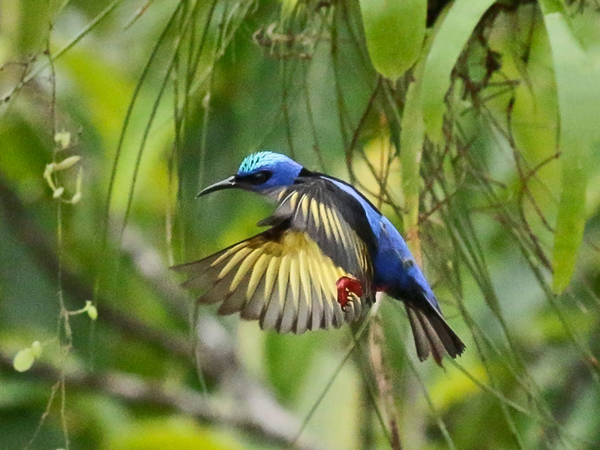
[173,151,465,365]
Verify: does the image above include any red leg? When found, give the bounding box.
[336,276,363,309]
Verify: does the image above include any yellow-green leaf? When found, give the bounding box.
[84,300,98,320]
[538,7,599,293]
[400,72,425,263]
[30,341,42,358]
[359,0,426,81]
[13,348,35,372]
[421,0,496,143]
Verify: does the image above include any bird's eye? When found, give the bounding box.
[246,170,272,186]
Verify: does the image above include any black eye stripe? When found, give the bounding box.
[236,170,272,186]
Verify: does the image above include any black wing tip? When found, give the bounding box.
[171,257,211,273]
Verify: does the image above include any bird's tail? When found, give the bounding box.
[405,305,465,366]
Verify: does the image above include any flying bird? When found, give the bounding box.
[173,151,465,365]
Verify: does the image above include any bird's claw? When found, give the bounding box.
[336,276,363,310]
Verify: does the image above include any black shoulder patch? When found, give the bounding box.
[298,167,315,178]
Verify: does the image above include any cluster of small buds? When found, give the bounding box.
[43,132,82,204]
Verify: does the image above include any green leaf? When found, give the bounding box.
[84,300,99,320]
[30,341,42,358]
[359,0,426,81]
[537,8,599,293]
[421,0,496,143]
[13,348,35,372]
[400,69,425,260]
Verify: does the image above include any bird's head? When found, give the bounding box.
[197,151,303,198]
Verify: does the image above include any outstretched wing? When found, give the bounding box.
[262,175,377,299]
[173,225,372,334]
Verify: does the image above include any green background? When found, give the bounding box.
[1,0,599,449]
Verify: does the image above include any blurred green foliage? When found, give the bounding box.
[1,0,600,449]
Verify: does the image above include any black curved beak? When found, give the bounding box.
[196,175,236,198]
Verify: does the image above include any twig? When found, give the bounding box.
[0,352,320,450]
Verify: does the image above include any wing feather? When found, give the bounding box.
[202,271,237,307]
[266,178,375,305]
[307,259,326,330]
[263,256,279,301]
[246,253,269,299]
[218,246,252,280]
[230,247,262,291]
[260,288,282,331]
[280,257,299,333]
[241,255,277,320]
[259,253,290,330]
[218,284,247,315]
[295,249,311,334]
[241,274,266,320]
[173,226,373,334]
[319,203,333,241]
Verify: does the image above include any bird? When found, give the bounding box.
[173,151,465,365]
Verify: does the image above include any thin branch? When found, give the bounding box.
[0,353,320,450]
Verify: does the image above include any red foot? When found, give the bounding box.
[336,276,363,309]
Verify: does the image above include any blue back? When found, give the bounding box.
[326,177,440,313]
